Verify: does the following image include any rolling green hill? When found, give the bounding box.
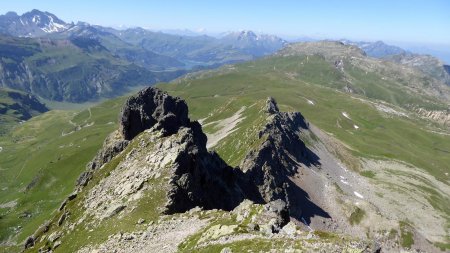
[1,41,449,252]
[0,88,48,134]
[161,42,450,180]
[0,96,126,251]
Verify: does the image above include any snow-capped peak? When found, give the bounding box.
[41,15,68,33]
[13,9,70,36]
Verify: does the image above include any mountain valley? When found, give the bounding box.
[0,7,449,253]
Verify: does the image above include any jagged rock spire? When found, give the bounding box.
[265,97,279,114]
[119,87,190,140]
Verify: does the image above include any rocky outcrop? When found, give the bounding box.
[24,236,34,249]
[87,131,130,171]
[118,87,246,213]
[415,107,450,126]
[31,87,327,253]
[119,87,190,140]
[76,87,247,215]
[74,88,316,231]
[76,131,129,188]
[240,97,311,203]
[77,87,188,188]
[165,122,246,213]
[165,96,313,213]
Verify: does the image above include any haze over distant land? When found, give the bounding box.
[2,2,450,253]
[0,0,448,63]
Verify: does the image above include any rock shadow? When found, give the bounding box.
[287,178,331,225]
[287,146,331,225]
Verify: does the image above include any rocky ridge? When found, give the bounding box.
[240,97,312,204]
[28,87,322,251]
[76,87,315,215]
[414,107,450,127]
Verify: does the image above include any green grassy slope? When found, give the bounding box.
[0,88,48,134]
[1,41,450,251]
[157,44,450,242]
[0,96,126,250]
[159,49,450,182]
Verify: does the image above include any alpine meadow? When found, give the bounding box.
[0,2,449,253]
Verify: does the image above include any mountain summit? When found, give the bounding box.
[0,9,70,37]
[221,30,287,56]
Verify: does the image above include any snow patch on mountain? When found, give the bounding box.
[41,15,68,33]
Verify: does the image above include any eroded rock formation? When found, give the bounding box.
[74,87,316,231]
[240,97,311,203]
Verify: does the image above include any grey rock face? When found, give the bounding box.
[264,199,290,232]
[76,131,129,188]
[164,123,245,213]
[232,199,290,234]
[119,87,190,140]
[117,87,246,213]
[74,88,317,228]
[88,137,129,171]
[240,97,310,203]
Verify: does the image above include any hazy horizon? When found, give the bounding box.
[1,1,449,63]
[1,1,449,42]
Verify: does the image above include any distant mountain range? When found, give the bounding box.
[0,9,448,103]
[0,9,70,37]
[339,39,407,58]
[0,35,168,102]
[340,39,450,86]
[0,10,287,102]
[108,28,287,66]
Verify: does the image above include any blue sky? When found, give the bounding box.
[1,0,449,45]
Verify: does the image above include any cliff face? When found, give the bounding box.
[0,36,163,103]
[29,87,322,251]
[119,87,191,140]
[76,87,249,214]
[239,97,311,203]
[75,88,316,216]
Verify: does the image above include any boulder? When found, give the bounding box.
[281,221,298,236]
[105,204,126,219]
[24,236,34,249]
[232,199,290,234]
[48,231,62,242]
[259,199,290,233]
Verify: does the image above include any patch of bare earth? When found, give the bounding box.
[204,106,246,149]
[288,123,447,252]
